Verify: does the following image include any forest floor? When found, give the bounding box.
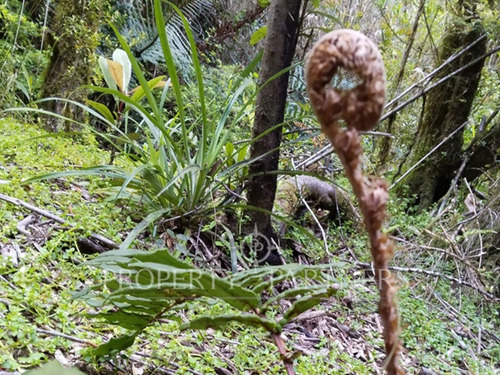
[0,117,499,374]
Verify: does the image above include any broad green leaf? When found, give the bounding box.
[237,144,248,162]
[130,76,167,102]
[107,295,174,310]
[109,282,198,298]
[91,246,260,311]
[92,333,138,356]
[96,310,153,330]
[25,361,85,375]
[180,313,279,333]
[225,142,234,156]
[231,263,343,291]
[86,100,115,124]
[279,286,339,326]
[250,26,268,46]
[261,284,337,311]
[130,261,261,311]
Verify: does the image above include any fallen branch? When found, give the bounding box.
[0,193,119,249]
[353,261,497,301]
[380,44,500,123]
[36,328,98,347]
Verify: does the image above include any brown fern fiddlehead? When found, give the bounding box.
[306,30,405,375]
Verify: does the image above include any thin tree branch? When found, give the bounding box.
[381,44,500,123]
[295,131,393,170]
[389,121,468,189]
[353,261,497,301]
[385,34,487,108]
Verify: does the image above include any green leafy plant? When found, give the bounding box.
[76,243,345,372]
[0,2,48,110]
[20,0,261,239]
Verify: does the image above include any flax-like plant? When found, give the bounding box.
[21,0,261,238]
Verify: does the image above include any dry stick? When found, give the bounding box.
[272,333,296,375]
[295,130,393,170]
[0,193,119,249]
[297,43,499,171]
[36,328,98,347]
[389,121,468,190]
[353,261,497,300]
[385,34,487,109]
[378,0,425,163]
[381,44,500,123]
[391,0,425,94]
[306,30,404,374]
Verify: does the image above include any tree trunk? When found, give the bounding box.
[40,0,105,132]
[399,0,487,211]
[244,0,302,264]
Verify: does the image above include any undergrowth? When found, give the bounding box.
[0,117,499,373]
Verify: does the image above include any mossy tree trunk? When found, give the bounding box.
[400,0,488,211]
[244,0,302,264]
[40,0,107,132]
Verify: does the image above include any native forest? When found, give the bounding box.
[0,0,499,374]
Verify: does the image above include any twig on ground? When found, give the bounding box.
[16,214,35,236]
[0,193,119,249]
[36,328,98,347]
[353,261,497,300]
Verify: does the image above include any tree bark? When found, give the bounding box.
[244,0,302,264]
[399,0,487,211]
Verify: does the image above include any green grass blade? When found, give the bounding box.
[154,0,189,160]
[169,2,208,162]
[120,208,172,250]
